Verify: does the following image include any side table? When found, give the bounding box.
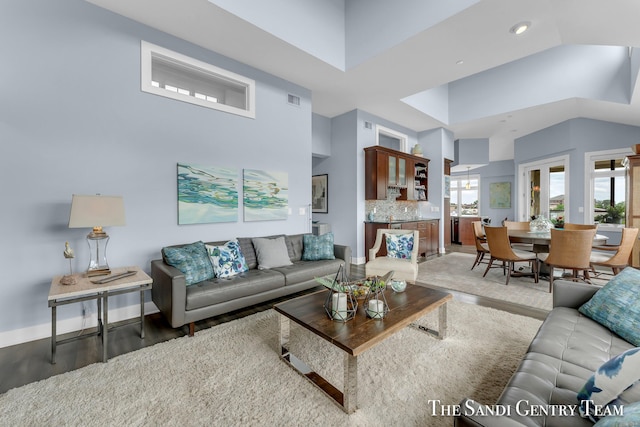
[48,266,152,364]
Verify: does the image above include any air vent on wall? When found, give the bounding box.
[287,93,301,106]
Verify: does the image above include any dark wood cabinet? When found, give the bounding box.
[457,216,480,246]
[364,146,429,201]
[365,220,439,261]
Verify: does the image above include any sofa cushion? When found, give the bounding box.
[272,259,344,286]
[579,267,640,346]
[386,233,413,260]
[237,237,258,270]
[493,307,635,427]
[578,347,640,421]
[252,236,292,269]
[205,239,248,278]
[302,232,335,261]
[287,234,304,261]
[185,268,284,310]
[162,241,214,286]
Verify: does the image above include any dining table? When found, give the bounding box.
[508,229,609,252]
[507,229,608,278]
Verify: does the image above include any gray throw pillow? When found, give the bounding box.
[252,236,293,269]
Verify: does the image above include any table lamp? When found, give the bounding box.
[68,194,126,277]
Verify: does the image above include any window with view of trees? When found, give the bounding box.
[450,175,479,216]
[588,150,630,226]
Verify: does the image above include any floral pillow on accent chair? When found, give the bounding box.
[386,233,414,260]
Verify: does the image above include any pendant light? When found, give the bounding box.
[465,167,471,190]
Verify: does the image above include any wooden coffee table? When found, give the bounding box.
[273,284,452,414]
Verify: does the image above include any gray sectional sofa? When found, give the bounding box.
[455,280,636,427]
[151,233,351,336]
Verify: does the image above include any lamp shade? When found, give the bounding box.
[68,195,126,228]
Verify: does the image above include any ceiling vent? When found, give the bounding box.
[287,93,301,106]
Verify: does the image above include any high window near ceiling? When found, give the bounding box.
[450,174,479,216]
[585,148,632,228]
[141,41,256,118]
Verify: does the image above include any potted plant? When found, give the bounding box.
[552,216,564,228]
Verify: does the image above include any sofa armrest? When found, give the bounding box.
[454,399,528,427]
[552,280,601,309]
[333,244,351,279]
[151,259,187,328]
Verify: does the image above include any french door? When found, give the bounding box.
[518,155,569,222]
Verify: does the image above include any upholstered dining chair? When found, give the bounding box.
[471,221,490,270]
[590,227,639,276]
[503,220,534,252]
[365,228,419,283]
[563,223,598,230]
[538,228,597,292]
[482,226,539,286]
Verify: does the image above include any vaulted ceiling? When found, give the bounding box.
[87,0,640,161]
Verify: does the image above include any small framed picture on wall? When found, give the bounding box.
[312,174,328,213]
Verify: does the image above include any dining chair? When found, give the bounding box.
[365,228,419,283]
[563,223,598,230]
[471,221,490,270]
[590,227,639,276]
[538,228,597,292]
[503,220,534,252]
[482,226,539,286]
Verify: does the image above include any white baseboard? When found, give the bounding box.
[352,256,366,265]
[0,302,159,349]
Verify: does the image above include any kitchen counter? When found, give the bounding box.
[364,218,439,224]
[364,219,440,261]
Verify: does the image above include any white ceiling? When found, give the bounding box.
[86,0,640,162]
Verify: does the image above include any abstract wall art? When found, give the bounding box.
[312,174,328,213]
[489,181,511,209]
[243,169,288,221]
[177,163,239,224]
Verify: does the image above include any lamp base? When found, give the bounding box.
[87,268,111,277]
[60,275,77,285]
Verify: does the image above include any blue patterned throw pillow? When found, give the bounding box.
[302,232,335,261]
[578,347,640,422]
[593,401,640,426]
[162,241,214,286]
[386,233,414,260]
[579,267,640,346]
[206,239,248,278]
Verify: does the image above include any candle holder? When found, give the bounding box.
[322,265,357,322]
[364,276,389,319]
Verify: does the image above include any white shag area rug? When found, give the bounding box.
[0,300,542,427]
[417,252,607,310]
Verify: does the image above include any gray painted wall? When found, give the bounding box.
[1,0,313,341]
[514,118,640,224]
[450,160,517,225]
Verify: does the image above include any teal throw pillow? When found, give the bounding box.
[577,347,640,422]
[579,267,640,346]
[162,241,214,286]
[386,233,414,260]
[206,239,248,278]
[302,232,335,261]
[594,401,640,426]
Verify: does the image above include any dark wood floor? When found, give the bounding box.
[0,245,546,395]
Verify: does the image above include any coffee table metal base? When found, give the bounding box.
[278,303,448,414]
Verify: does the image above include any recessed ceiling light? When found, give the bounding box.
[510,21,531,35]
[456,60,464,65]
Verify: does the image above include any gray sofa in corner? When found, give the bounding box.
[151,233,351,336]
[455,280,635,427]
